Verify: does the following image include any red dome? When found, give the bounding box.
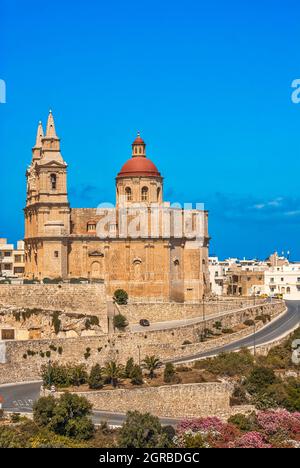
[117,157,161,178]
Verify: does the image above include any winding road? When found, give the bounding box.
[170,300,300,363]
[0,300,299,426]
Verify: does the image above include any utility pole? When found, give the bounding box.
[253,322,257,361]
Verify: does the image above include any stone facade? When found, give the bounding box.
[24,112,210,302]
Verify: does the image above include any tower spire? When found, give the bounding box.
[31,121,44,161]
[41,110,63,162]
[34,121,44,148]
[46,109,58,138]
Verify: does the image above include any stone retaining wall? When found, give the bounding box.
[0,284,108,332]
[50,382,255,420]
[119,299,261,323]
[0,301,285,384]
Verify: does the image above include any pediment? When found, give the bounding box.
[38,160,67,168]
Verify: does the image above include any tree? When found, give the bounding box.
[142,355,162,379]
[103,361,124,388]
[0,426,24,448]
[164,363,176,383]
[32,396,56,427]
[118,411,171,448]
[113,289,128,305]
[41,363,88,388]
[33,393,94,440]
[88,364,103,389]
[125,357,135,378]
[130,365,144,385]
[246,367,277,395]
[113,313,128,330]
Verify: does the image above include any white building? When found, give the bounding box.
[265,264,300,300]
[0,239,25,279]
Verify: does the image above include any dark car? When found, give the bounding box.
[139,319,150,327]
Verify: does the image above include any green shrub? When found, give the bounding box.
[113,314,128,330]
[43,277,63,284]
[113,289,128,305]
[125,357,135,378]
[10,413,21,423]
[41,363,88,388]
[222,328,234,334]
[23,279,36,285]
[164,363,176,383]
[88,364,103,389]
[195,349,254,377]
[244,319,255,327]
[85,316,99,329]
[245,366,278,395]
[130,365,144,385]
[213,321,222,330]
[118,411,172,448]
[228,414,253,432]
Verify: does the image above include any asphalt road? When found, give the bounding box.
[0,382,180,427]
[0,300,299,424]
[170,300,300,363]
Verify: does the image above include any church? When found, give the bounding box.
[24,111,210,302]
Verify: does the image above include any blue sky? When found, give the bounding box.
[0,0,300,259]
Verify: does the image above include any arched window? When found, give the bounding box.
[125,187,132,201]
[87,221,97,232]
[173,259,180,280]
[157,187,161,202]
[133,258,142,280]
[50,174,57,190]
[141,186,148,202]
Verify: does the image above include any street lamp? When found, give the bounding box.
[48,359,52,389]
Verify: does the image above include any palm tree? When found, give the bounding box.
[103,361,124,388]
[142,355,162,379]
